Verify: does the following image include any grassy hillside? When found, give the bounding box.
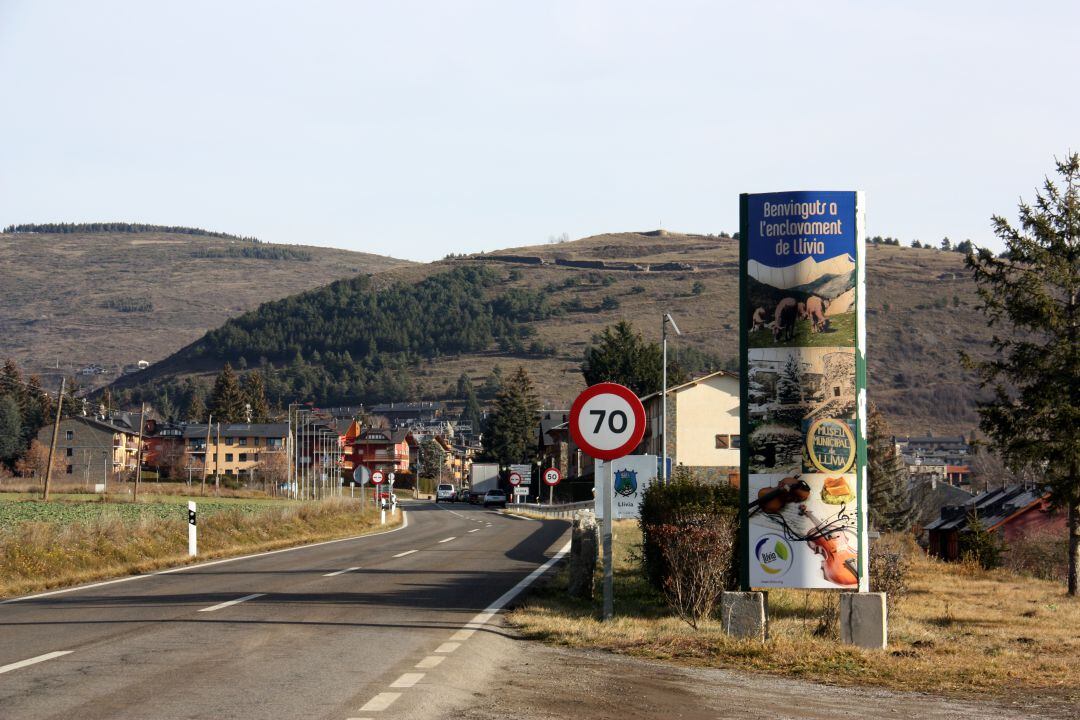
[117,230,991,435]
[0,229,411,387]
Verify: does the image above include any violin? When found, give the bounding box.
[799,504,858,587]
[749,475,810,514]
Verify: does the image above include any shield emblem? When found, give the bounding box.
[613,469,638,497]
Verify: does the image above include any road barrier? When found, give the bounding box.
[505,500,593,519]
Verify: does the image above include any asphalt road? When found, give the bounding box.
[0,501,570,720]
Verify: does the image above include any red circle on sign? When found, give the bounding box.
[371,471,384,484]
[508,472,523,486]
[569,382,646,461]
[543,468,561,486]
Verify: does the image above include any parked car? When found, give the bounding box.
[435,483,457,503]
[466,489,484,505]
[482,489,507,508]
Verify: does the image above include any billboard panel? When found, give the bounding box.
[593,454,657,520]
[740,191,868,591]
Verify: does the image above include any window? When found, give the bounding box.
[66,447,73,457]
[226,437,235,446]
[833,386,841,397]
[239,453,248,463]
[266,438,282,448]
[252,437,261,447]
[238,437,247,447]
[715,434,730,449]
[66,465,73,474]
[731,435,741,448]
[65,430,74,440]
[225,453,234,462]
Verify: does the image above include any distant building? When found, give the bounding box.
[37,413,143,481]
[351,427,416,476]
[368,401,446,426]
[897,433,973,487]
[924,485,1065,560]
[182,423,288,478]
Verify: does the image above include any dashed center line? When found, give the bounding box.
[0,650,73,675]
[389,672,425,688]
[392,550,418,558]
[358,692,400,712]
[467,529,480,533]
[198,593,265,613]
[434,641,461,653]
[415,655,445,669]
[323,567,360,577]
[437,537,456,543]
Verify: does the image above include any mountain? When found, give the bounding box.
[0,228,412,387]
[747,254,855,290]
[114,230,994,435]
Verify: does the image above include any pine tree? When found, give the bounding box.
[188,394,207,423]
[0,395,23,463]
[962,152,1080,595]
[480,366,503,399]
[207,363,246,423]
[481,367,539,464]
[244,370,271,422]
[581,321,683,396]
[866,403,913,532]
[776,354,802,406]
[459,383,484,435]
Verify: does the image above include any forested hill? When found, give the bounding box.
[3,222,257,241]
[114,231,995,436]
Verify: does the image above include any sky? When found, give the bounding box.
[1,1,1076,261]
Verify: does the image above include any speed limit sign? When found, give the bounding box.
[569,382,646,461]
[543,468,561,486]
[371,470,384,485]
[508,471,523,486]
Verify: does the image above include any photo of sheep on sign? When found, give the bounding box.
[745,200,857,349]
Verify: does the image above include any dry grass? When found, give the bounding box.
[507,521,1080,708]
[0,497,400,598]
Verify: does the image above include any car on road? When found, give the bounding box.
[465,488,484,505]
[482,489,507,508]
[435,483,457,503]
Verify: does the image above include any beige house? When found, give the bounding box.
[182,423,288,478]
[639,370,741,486]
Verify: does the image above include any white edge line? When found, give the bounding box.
[392,549,418,558]
[472,539,570,620]
[2,511,409,605]
[0,650,73,675]
[198,592,265,613]
[359,692,401,712]
[437,536,456,543]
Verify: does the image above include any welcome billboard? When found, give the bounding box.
[739,191,868,591]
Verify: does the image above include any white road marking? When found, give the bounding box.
[0,651,73,675]
[415,655,445,669]
[437,537,456,543]
[393,550,418,558]
[3,511,409,605]
[434,642,460,653]
[500,512,527,520]
[358,693,401,712]
[389,672,424,688]
[198,593,265,613]
[467,529,479,533]
[323,567,360,577]
[449,628,475,641]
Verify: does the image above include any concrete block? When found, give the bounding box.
[567,510,598,600]
[840,592,888,649]
[720,591,767,641]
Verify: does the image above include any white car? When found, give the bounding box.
[435,483,457,503]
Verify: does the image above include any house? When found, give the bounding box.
[182,423,288,479]
[638,370,741,486]
[351,427,416,476]
[38,413,143,482]
[924,485,1066,560]
[897,433,973,487]
[367,402,446,426]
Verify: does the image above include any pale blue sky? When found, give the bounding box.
[1,1,1075,261]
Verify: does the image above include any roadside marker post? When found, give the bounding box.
[568,382,646,621]
[389,472,397,516]
[187,501,197,557]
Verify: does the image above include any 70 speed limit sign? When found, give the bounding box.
[569,382,646,461]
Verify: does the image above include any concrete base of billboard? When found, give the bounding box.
[840,592,887,649]
[720,592,767,641]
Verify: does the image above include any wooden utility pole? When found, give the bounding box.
[203,414,212,493]
[133,403,146,501]
[42,377,65,501]
[215,422,221,490]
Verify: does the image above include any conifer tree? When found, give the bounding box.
[459,383,484,435]
[866,403,913,532]
[481,367,539,464]
[581,321,683,396]
[188,394,207,423]
[207,363,246,423]
[244,370,271,422]
[962,152,1080,595]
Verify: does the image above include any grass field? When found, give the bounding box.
[0,496,399,598]
[507,522,1080,711]
[747,311,856,348]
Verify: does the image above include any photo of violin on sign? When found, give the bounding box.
[747,473,860,589]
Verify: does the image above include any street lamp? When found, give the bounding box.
[662,312,681,484]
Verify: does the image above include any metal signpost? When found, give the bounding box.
[372,470,385,523]
[543,467,561,505]
[508,470,522,504]
[739,190,868,592]
[569,382,646,620]
[353,465,370,512]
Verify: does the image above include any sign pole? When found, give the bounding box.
[602,459,613,620]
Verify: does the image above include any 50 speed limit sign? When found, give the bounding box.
[569,382,646,461]
[543,468,561,486]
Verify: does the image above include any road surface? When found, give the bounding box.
[0,501,568,720]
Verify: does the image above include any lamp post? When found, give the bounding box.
[661,312,681,485]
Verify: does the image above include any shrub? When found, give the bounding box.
[639,478,739,593]
[1003,529,1068,583]
[869,543,911,598]
[652,513,736,627]
[959,512,1003,570]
